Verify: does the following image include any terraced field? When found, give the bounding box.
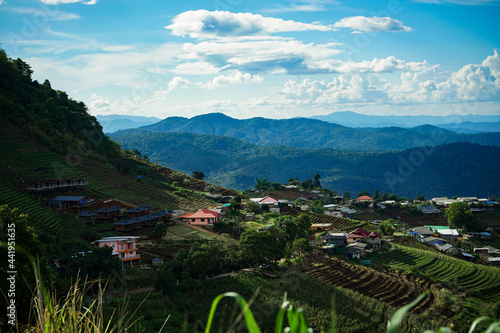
[303,256,435,313]
[301,212,365,231]
[0,181,62,233]
[370,246,500,302]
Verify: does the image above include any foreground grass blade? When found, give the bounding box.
[205,292,261,333]
[387,291,427,333]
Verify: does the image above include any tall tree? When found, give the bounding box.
[445,202,475,231]
[313,173,321,189]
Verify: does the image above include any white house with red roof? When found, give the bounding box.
[355,195,373,203]
[249,195,283,213]
[178,209,221,225]
[347,227,382,247]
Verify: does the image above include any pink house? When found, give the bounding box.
[94,236,141,266]
[178,209,221,225]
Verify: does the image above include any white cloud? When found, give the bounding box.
[199,71,263,89]
[166,10,334,39]
[5,7,79,20]
[0,1,6,5]
[333,16,412,33]
[281,75,388,104]
[264,0,341,12]
[280,52,500,105]
[176,39,342,75]
[152,76,190,100]
[26,42,182,92]
[171,61,221,75]
[41,0,97,4]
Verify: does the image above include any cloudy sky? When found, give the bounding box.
[1,0,499,119]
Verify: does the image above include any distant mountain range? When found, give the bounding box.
[112,113,500,152]
[310,111,500,132]
[96,114,161,133]
[110,130,500,199]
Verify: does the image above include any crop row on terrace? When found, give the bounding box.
[371,245,500,302]
[303,212,363,231]
[0,181,62,233]
[302,256,435,314]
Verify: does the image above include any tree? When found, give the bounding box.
[415,195,426,202]
[271,182,282,191]
[313,173,321,189]
[245,200,260,213]
[183,242,218,279]
[343,192,351,202]
[239,229,285,267]
[192,171,205,180]
[357,190,371,198]
[154,266,176,295]
[255,177,271,191]
[154,222,167,238]
[296,213,311,239]
[292,238,312,255]
[310,200,325,214]
[378,219,395,235]
[301,178,313,190]
[230,196,242,211]
[445,202,475,231]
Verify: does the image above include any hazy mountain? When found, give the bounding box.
[436,121,500,134]
[114,113,500,152]
[110,131,500,199]
[96,114,161,133]
[310,111,500,128]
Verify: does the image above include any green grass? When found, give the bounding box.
[163,224,215,241]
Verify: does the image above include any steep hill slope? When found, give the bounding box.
[111,131,500,198]
[0,50,237,234]
[113,112,500,151]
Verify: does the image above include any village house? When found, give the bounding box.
[178,209,221,226]
[409,226,434,242]
[78,210,96,223]
[48,196,92,211]
[94,236,141,267]
[347,242,368,258]
[321,232,347,254]
[249,195,288,213]
[322,232,348,247]
[355,195,373,203]
[347,227,382,247]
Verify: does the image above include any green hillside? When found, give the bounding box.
[111,131,500,198]
[113,112,500,152]
[0,50,237,234]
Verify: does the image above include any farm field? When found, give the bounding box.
[369,245,500,302]
[299,211,367,231]
[302,256,435,313]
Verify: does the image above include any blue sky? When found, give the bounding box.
[1,0,499,119]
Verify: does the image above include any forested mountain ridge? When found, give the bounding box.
[110,130,500,199]
[0,49,119,157]
[113,113,500,152]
